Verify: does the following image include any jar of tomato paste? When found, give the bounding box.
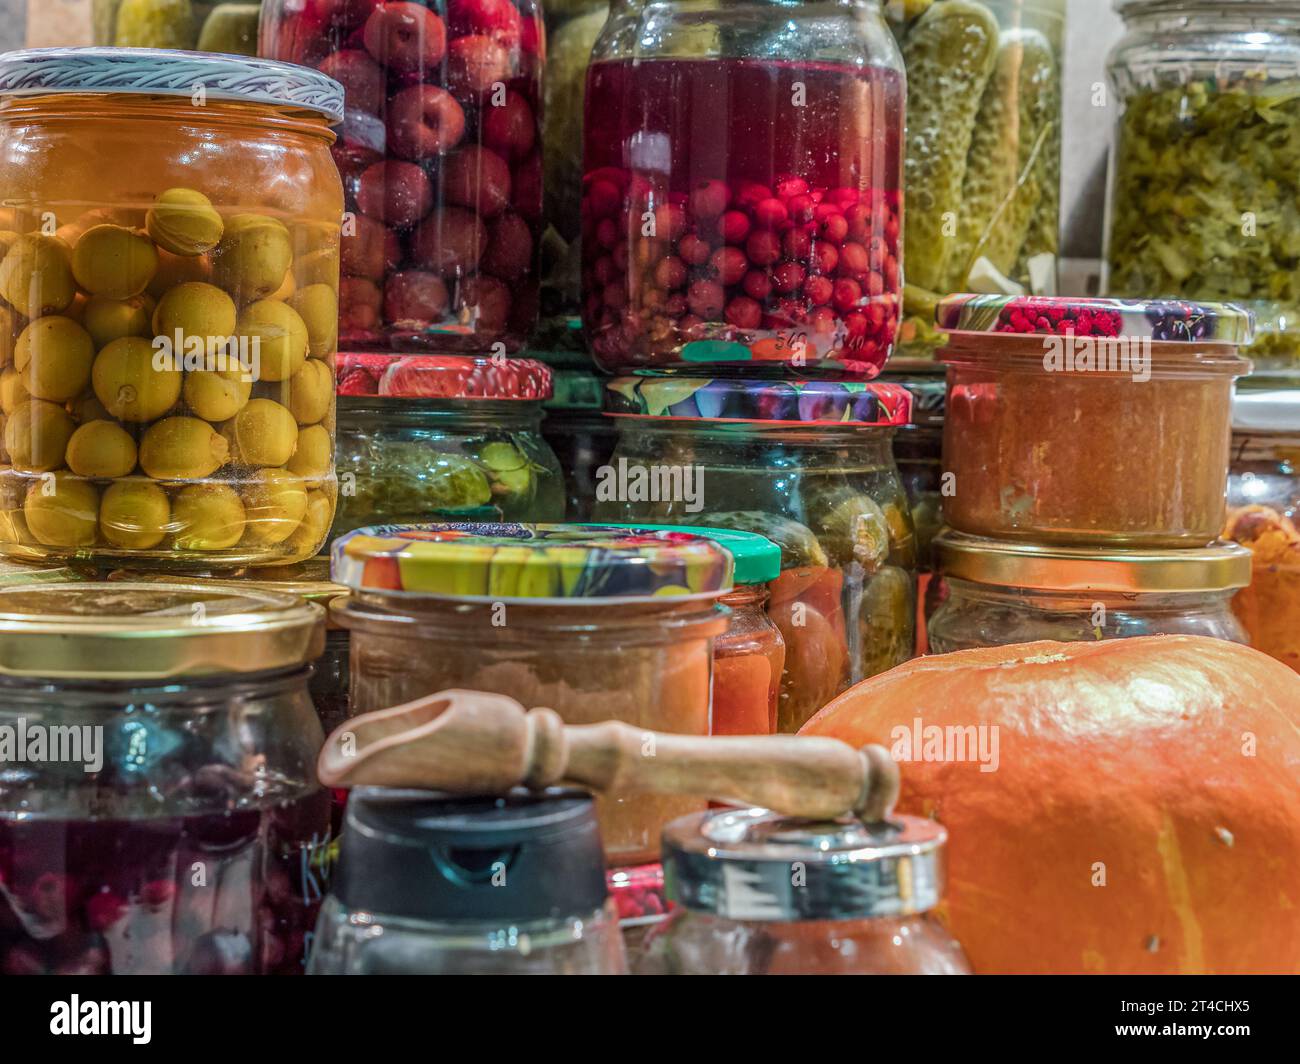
[938,295,1252,546]
[329,522,732,866]
[596,376,916,732]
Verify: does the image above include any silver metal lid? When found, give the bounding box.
[0,48,344,123]
[662,808,946,922]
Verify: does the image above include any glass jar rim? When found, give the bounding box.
[939,332,1250,378]
[935,532,1253,593]
[0,47,344,124]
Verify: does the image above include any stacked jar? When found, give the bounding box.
[582,0,919,732]
[931,294,1255,651]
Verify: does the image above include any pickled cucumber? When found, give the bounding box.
[333,443,492,533]
[947,28,1059,289]
[114,0,197,49]
[196,5,260,57]
[798,485,892,572]
[901,0,1000,291]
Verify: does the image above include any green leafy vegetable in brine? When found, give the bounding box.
[1108,76,1300,365]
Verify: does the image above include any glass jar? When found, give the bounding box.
[928,531,1251,652]
[330,523,732,865]
[0,48,343,570]
[94,1,261,54]
[1104,1,1300,375]
[542,370,619,521]
[581,0,904,376]
[0,583,331,975]
[536,1,609,354]
[260,0,544,354]
[309,788,627,974]
[1225,386,1300,671]
[332,353,564,537]
[937,295,1253,546]
[641,807,969,974]
[607,861,669,969]
[894,0,1066,360]
[596,377,917,733]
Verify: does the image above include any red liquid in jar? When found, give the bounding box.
[582,57,904,375]
[0,793,331,975]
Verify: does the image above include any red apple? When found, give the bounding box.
[447,0,522,47]
[342,214,400,280]
[447,34,511,97]
[363,2,447,74]
[385,270,450,322]
[444,146,511,218]
[409,207,487,275]
[355,160,434,227]
[480,211,533,281]
[386,84,466,160]
[481,90,535,162]
[317,50,384,114]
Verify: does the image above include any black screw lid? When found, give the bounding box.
[335,788,610,923]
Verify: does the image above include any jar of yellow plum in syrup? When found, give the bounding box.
[0,48,344,569]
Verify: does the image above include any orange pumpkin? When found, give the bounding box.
[800,636,1300,974]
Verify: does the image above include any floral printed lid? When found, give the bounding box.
[936,294,1255,345]
[0,48,344,123]
[332,523,735,602]
[604,377,912,426]
[337,353,552,400]
[601,524,781,585]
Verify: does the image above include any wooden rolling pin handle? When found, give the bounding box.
[520,706,568,790]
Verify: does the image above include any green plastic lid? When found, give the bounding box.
[601,524,781,585]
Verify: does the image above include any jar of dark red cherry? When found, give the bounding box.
[581,0,904,376]
[260,0,543,353]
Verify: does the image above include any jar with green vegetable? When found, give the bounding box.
[595,376,917,733]
[891,0,1065,359]
[1105,0,1300,374]
[94,0,261,55]
[332,353,564,538]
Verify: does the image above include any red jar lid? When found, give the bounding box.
[337,353,553,400]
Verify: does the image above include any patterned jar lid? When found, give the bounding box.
[337,353,553,400]
[604,377,912,426]
[332,523,735,602]
[936,294,1255,345]
[0,48,344,123]
[601,524,781,585]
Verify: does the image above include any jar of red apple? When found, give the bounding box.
[594,377,917,733]
[330,522,733,866]
[332,353,563,536]
[581,0,904,375]
[260,0,543,353]
[0,583,331,975]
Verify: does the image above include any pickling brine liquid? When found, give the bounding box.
[0,791,331,975]
[581,58,904,375]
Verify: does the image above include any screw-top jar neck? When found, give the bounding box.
[339,395,546,433]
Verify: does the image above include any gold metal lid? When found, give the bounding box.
[935,532,1253,593]
[108,558,346,606]
[0,582,325,680]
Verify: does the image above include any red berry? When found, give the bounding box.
[677,233,712,266]
[818,212,848,244]
[838,241,869,276]
[709,246,748,286]
[811,242,839,276]
[829,187,860,209]
[595,216,619,250]
[355,160,433,227]
[664,293,687,318]
[653,204,689,242]
[585,178,623,219]
[482,90,536,162]
[384,270,450,321]
[786,194,815,224]
[141,879,176,909]
[444,146,512,217]
[317,50,384,113]
[808,305,837,332]
[732,181,772,210]
[447,34,511,97]
[687,279,725,319]
[84,889,127,932]
[782,227,812,261]
[725,296,761,330]
[654,255,687,290]
[386,84,466,160]
[803,275,833,306]
[833,277,863,312]
[410,206,486,275]
[592,255,617,285]
[775,176,809,199]
[845,203,873,242]
[752,198,788,230]
[719,210,751,244]
[689,180,729,221]
[745,230,781,267]
[742,268,772,301]
[447,0,523,46]
[773,261,805,294]
[363,2,446,73]
[864,270,885,296]
[611,241,629,271]
[481,211,534,280]
[602,282,627,310]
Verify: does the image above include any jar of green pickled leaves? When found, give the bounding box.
[1105,0,1300,375]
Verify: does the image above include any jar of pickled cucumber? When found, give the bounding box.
[0,48,343,571]
[1105,1,1300,374]
[595,377,917,733]
[893,0,1066,358]
[330,523,733,866]
[260,0,544,354]
[331,353,564,537]
[94,0,261,56]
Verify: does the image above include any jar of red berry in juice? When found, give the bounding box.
[0,583,331,975]
[581,0,904,376]
[330,522,732,866]
[260,0,543,353]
